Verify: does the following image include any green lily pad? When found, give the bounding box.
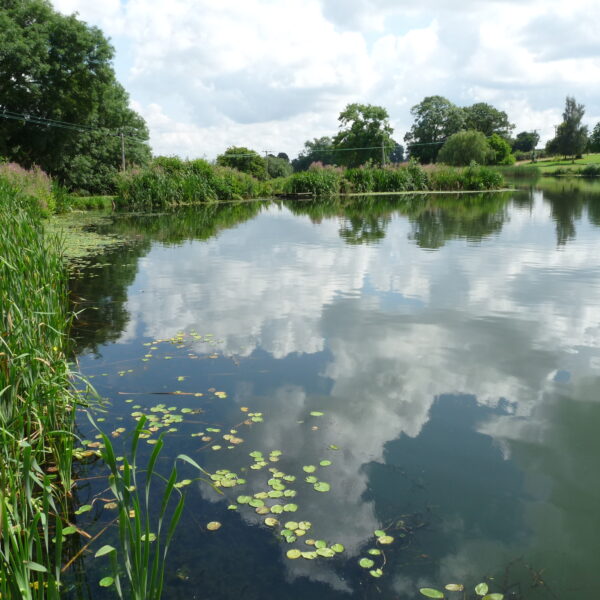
[445,584,464,592]
[359,558,375,569]
[303,465,316,473]
[368,548,381,555]
[270,505,284,514]
[310,411,324,416]
[374,529,385,537]
[301,551,318,560]
[319,460,332,467]
[378,535,394,545]
[99,577,114,588]
[315,540,327,549]
[284,521,299,531]
[237,495,252,504]
[286,549,301,559]
[283,504,298,512]
[206,522,221,531]
[305,476,318,484]
[420,589,445,599]
[248,499,264,508]
[316,548,335,558]
[475,583,489,596]
[331,543,345,553]
[264,517,278,527]
[314,481,331,492]
[369,569,383,578]
[298,521,312,530]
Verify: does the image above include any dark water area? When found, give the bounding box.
[68,179,600,599]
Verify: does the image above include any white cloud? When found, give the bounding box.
[51,0,600,158]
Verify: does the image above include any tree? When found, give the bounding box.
[512,131,540,153]
[488,134,515,165]
[266,154,293,178]
[437,130,493,166]
[589,123,600,153]
[332,103,394,168]
[463,102,514,138]
[292,137,336,172]
[389,141,405,163]
[0,0,150,191]
[404,96,465,163]
[216,146,267,179]
[546,97,589,158]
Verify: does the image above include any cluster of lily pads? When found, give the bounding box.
[420,582,504,599]
[356,529,395,578]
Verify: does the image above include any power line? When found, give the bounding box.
[0,109,145,141]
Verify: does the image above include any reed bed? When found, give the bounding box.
[0,176,78,598]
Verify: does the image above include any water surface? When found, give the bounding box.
[71,182,600,599]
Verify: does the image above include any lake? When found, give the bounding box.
[69,177,600,599]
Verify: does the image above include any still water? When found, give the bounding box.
[71,178,600,599]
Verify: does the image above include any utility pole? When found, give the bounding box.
[381,141,386,166]
[120,132,126,171]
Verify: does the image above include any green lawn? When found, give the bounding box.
[533,153,600,171]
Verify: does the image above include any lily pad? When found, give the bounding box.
[319,460,332,467]
[374,529,385,537]
[369,569,383,578]
[475,583,489,596]
[237,495,252,504]
[206,522,221,531]
[368,548,382,555]
[305,476,318,484]
[314,481,331,492]
[283,504,298,512]
[331,543,345,553]
[315,540,327,549]
[316,548,335,558]
[445,584,464,592]
[301,551,318,560]
[378,535,394,545]
[284,521,299,531]
[310,411,324,416]
[359,558,375,569]
[264,517,278,527]
[249,499,264,508]
[420,590,445,599]
[286,549,301,560]
[303,465,316,473]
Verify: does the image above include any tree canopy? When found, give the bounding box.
[546,97,588,158]
[437,130,493,166]
[292,137,336,172]
[332,103,394,168]
[463,102,514,138]
[512,131,540,153]
[404,96,465,163]
[588,123,600,153]
[0,0,150,192]
[216,146,267,179]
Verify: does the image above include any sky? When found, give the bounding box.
[51,0,600,160]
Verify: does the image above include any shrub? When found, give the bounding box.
[581,164,600,177]
[0,162,55,214]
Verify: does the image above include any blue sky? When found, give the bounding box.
[52,0,600,159]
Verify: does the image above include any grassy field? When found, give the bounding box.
[532,153,600,172]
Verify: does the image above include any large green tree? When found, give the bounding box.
[0,0,150,192]
[216,146,267,179]
[463,102,514,138]
[437,130,493,166]
[332,103,394,168]
[292,137,336,171]
[512,131,540,153]
[404,96,465,163]
[546,97,589,158]
[588,123,600,153]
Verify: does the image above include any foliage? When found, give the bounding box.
[0,176,79,598]
[512,131,540,152]
[463,102,514,138]
[488,134,515,165]
[116,157,269,209]
[0,0,150,192]
[283,164,342,196]
[546,97,589,158]
[343,162,428,193]
[589,123,600,153]
[438,130,493,166]
[581,164,600,177]
[292,136,337,171]
[0,162,54,213]
[90,414,211,599]
[404,96,466,163]
[266,154,293,178]
[332,103,394,167]
[216,146,267,180]
[428,163,504,191]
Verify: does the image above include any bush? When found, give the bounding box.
[581,164,600,177]
[283,164,342,196]
[0,162,55,214]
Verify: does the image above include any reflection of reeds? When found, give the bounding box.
[0,176,78,598]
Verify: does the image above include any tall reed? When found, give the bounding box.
[0,176,79,597]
